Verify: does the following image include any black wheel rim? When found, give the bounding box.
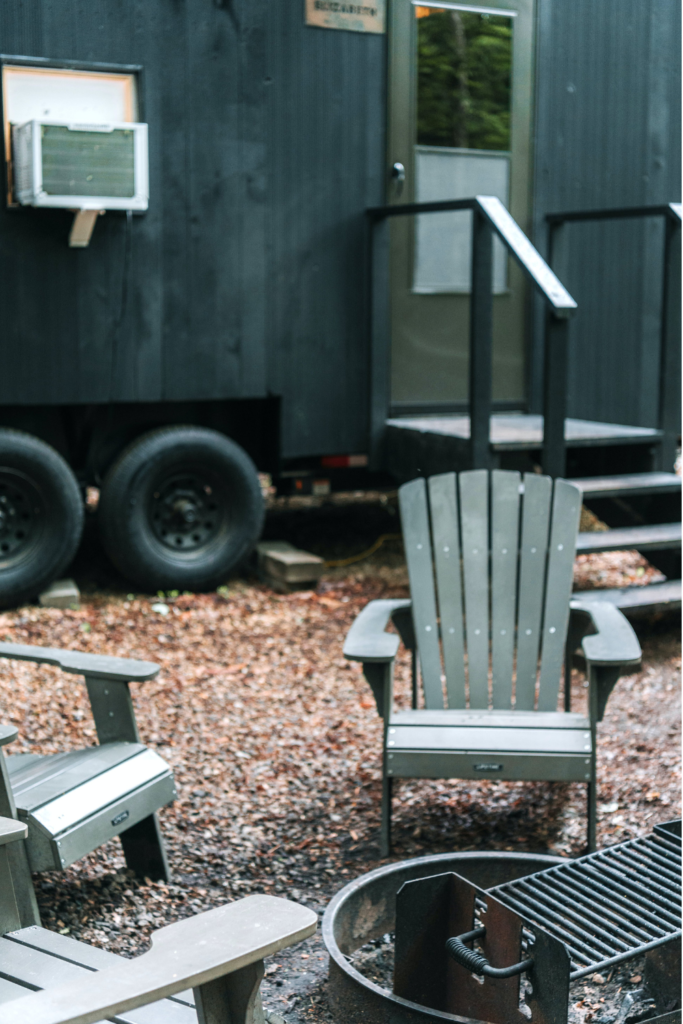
[0,468,45,566]
[148,470,228,553]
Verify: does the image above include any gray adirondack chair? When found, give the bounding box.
[0,815,316,1024]
[0,643,176,928]
[344,470,641,855]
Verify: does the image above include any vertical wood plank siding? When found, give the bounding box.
[531,0,681,428]
[0,1,385,460]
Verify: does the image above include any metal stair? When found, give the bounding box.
[570,471,682,498]
[568,472,681,615]
[577,522,681,554]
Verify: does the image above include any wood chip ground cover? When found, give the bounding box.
[0,496,678,1023]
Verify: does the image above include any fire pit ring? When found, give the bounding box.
[322,850,566,1024]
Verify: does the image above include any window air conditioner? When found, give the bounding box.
[12,120,148,211]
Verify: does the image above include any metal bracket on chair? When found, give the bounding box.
[361,661,393,720]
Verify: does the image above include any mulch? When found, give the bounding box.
[0,495,679,1024]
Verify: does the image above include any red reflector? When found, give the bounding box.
[321,454,368,468]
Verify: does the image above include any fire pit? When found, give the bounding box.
[322,824,681,1024]
[323,849,564,1024]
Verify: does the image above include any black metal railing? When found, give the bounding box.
[367,196,577,476]
[546,202,682,474]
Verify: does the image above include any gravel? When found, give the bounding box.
[0,493,678,1024]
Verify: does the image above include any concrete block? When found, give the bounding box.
[38,578,81,609]
[256,541,324,590]
[256,540,297,563]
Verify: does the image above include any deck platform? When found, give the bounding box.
[384,413,662,480]
[386,414,661,451]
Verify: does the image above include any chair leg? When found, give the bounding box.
[380,776,393,858]
[5,840,40,927]
[586,780,597,853]
[0,752,40,926]
[195,959,265,1024]
[119,813,170,882]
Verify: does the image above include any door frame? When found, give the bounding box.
[384,0,538,413]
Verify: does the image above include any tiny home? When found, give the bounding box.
[0,0,679,602]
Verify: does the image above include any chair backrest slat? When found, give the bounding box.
[428,473,466,708]
[458,470,490,709]
[490,470,521,709]
[514,473,553,710]
[537,479,581,710]
[399,478,444,709]
[399,471,581,715]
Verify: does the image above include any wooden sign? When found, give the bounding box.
[305,0,386,33]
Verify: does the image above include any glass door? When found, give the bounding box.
[387,0,536,413]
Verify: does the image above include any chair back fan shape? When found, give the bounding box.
[399,470,582,712]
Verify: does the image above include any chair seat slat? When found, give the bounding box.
[538,480,582,709]
[399,478,444,709]
[490,471,521,708]
[515,473,553,709]
[0,936,196,1022]
[390,709,590,729]
[386,723,592,755]
[428,473,466,708]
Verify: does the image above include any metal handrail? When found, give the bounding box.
[545,202,682,475]
[368,195,577,316]
[367,195,577,473]
[478,196,577,314]
[546,202,682,225]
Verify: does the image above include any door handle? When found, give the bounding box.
[391,162,406,196]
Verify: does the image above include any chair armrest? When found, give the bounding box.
[0,815,27,846]
[0,895,317,1024]
[0,725,18,747]
[569,599,641,667]
[0,643,158,746]
[0,642,159,682]
[569,599,641,722]
[343,599,410,720]
[343,599,411,663]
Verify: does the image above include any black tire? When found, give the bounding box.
[98,426,264,592]
[0,429,84,608]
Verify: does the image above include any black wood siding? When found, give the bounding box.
[531,0,681,429]
[0,1,386,460]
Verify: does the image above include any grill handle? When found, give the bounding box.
[446,927,534,979]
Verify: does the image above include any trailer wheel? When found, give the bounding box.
[98,426,264,592]
[0,430,84,608]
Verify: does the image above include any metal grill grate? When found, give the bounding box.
[490,825,682,980]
